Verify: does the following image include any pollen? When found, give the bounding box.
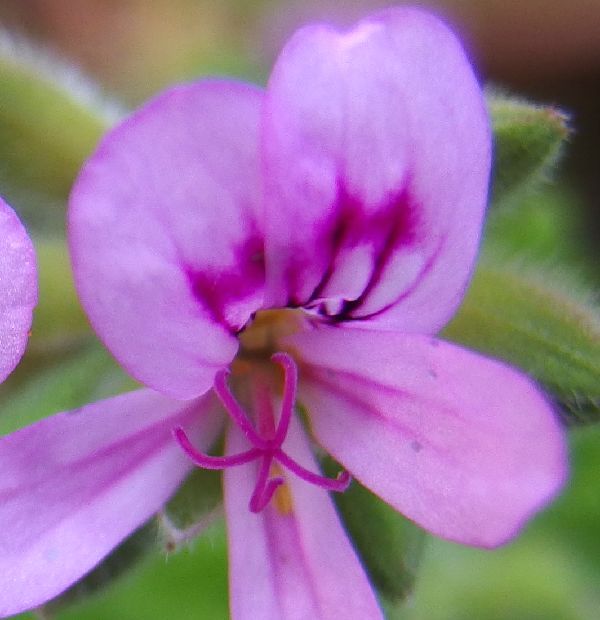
[271,464,294,516]
[273,483,294,516]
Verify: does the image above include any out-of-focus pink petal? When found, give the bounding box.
[0,389,221,616]
[0,198,36,383]
[225,415,382,620]
[69,80,265,399]
[262,7,489,333]
[288,327,567,548]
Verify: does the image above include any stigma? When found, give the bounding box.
[173,352,350,513]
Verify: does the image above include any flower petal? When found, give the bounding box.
[224,415,382,620]
[0,389,220,616]
[288,327,567,547]
[262,7,490,333]
[69,80,265,399]
[0,198,36,383]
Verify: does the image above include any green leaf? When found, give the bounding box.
[488,92,570,208]
[443,259,600,425]
[0,32,120,231]
[323,459,426,605]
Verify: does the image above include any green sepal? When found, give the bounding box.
[0,32,119,231]
[484,186,590,273]
[323,458,426,605]
[488,92,570,208]
[443,259,600,425]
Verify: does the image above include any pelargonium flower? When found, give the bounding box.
[0,7,567,619]
[0,197,36,384]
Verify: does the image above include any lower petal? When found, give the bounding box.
[224,415,382,620]
[288,327,568,548]
[0,389,221,616]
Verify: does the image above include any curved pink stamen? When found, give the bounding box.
[214,370,269,450]
[174,353,351,512]
[272,352,297,446]
[173,427,261,469]
[274,450,351,492]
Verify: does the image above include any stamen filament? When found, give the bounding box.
[214,370,269,450]
[272,352,297,446]
[252,477,285,512]
[275,449,351,492]
[173,427,261,469]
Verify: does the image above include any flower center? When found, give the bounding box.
[173,352,350,513]
[237,308,308,360]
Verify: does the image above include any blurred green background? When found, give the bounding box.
[0,1,598,619]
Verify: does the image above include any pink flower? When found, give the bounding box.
[0,197,36,384]
[0,7,566,619]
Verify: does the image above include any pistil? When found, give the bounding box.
[173,352,350,513]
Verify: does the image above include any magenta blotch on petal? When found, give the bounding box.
[289,327,568,547]
[0,197,37,383]
[262,7,490,333]
[69,81,266,399]
[0,389,221,616]
[225,415,383,620]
